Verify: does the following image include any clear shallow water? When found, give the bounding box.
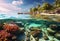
[17,33,25,41]
[16,19,60,41]
[28,23,42,28]
[0,14,31,19]
[0,14,60,41]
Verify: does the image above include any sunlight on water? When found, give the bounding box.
[29,23,42,28]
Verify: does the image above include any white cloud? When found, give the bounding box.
[0,6,11,13]
[0,0,22,14]
[12,0,23,6]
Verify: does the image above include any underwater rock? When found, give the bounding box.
[43,35,49,40]
[47,28,55,36]
[49,24,57,30]
[30,28,42,39]
[54,31,60,40]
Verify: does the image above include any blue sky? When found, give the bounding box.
[0,0,55,15]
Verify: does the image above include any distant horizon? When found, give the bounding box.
[0,0,55,15]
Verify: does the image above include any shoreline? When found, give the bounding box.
[40,13,60,16]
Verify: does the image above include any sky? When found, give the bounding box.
[0,0,55,16]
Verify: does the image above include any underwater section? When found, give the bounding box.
[0,17,60,41]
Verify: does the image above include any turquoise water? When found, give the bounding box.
[28,23,41,28]
[14,19,60,30]
[0,14,31,19]
[16,19,60,41]
[0,14,60,41]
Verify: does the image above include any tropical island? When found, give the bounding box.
[30,0,60,15]
[0,0,60,41]
[28,0,60,22]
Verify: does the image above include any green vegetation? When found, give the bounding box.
[30,0,60,21]
[54,0,60,8]
[41,3,53,11]
[30,0,60,14]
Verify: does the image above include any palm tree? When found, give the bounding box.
[32,7,38,15]
[30,7,38,16]
[41,2,53,13]
[37,5,40,8]
[54,0,60,8]
[37,5,41,13]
